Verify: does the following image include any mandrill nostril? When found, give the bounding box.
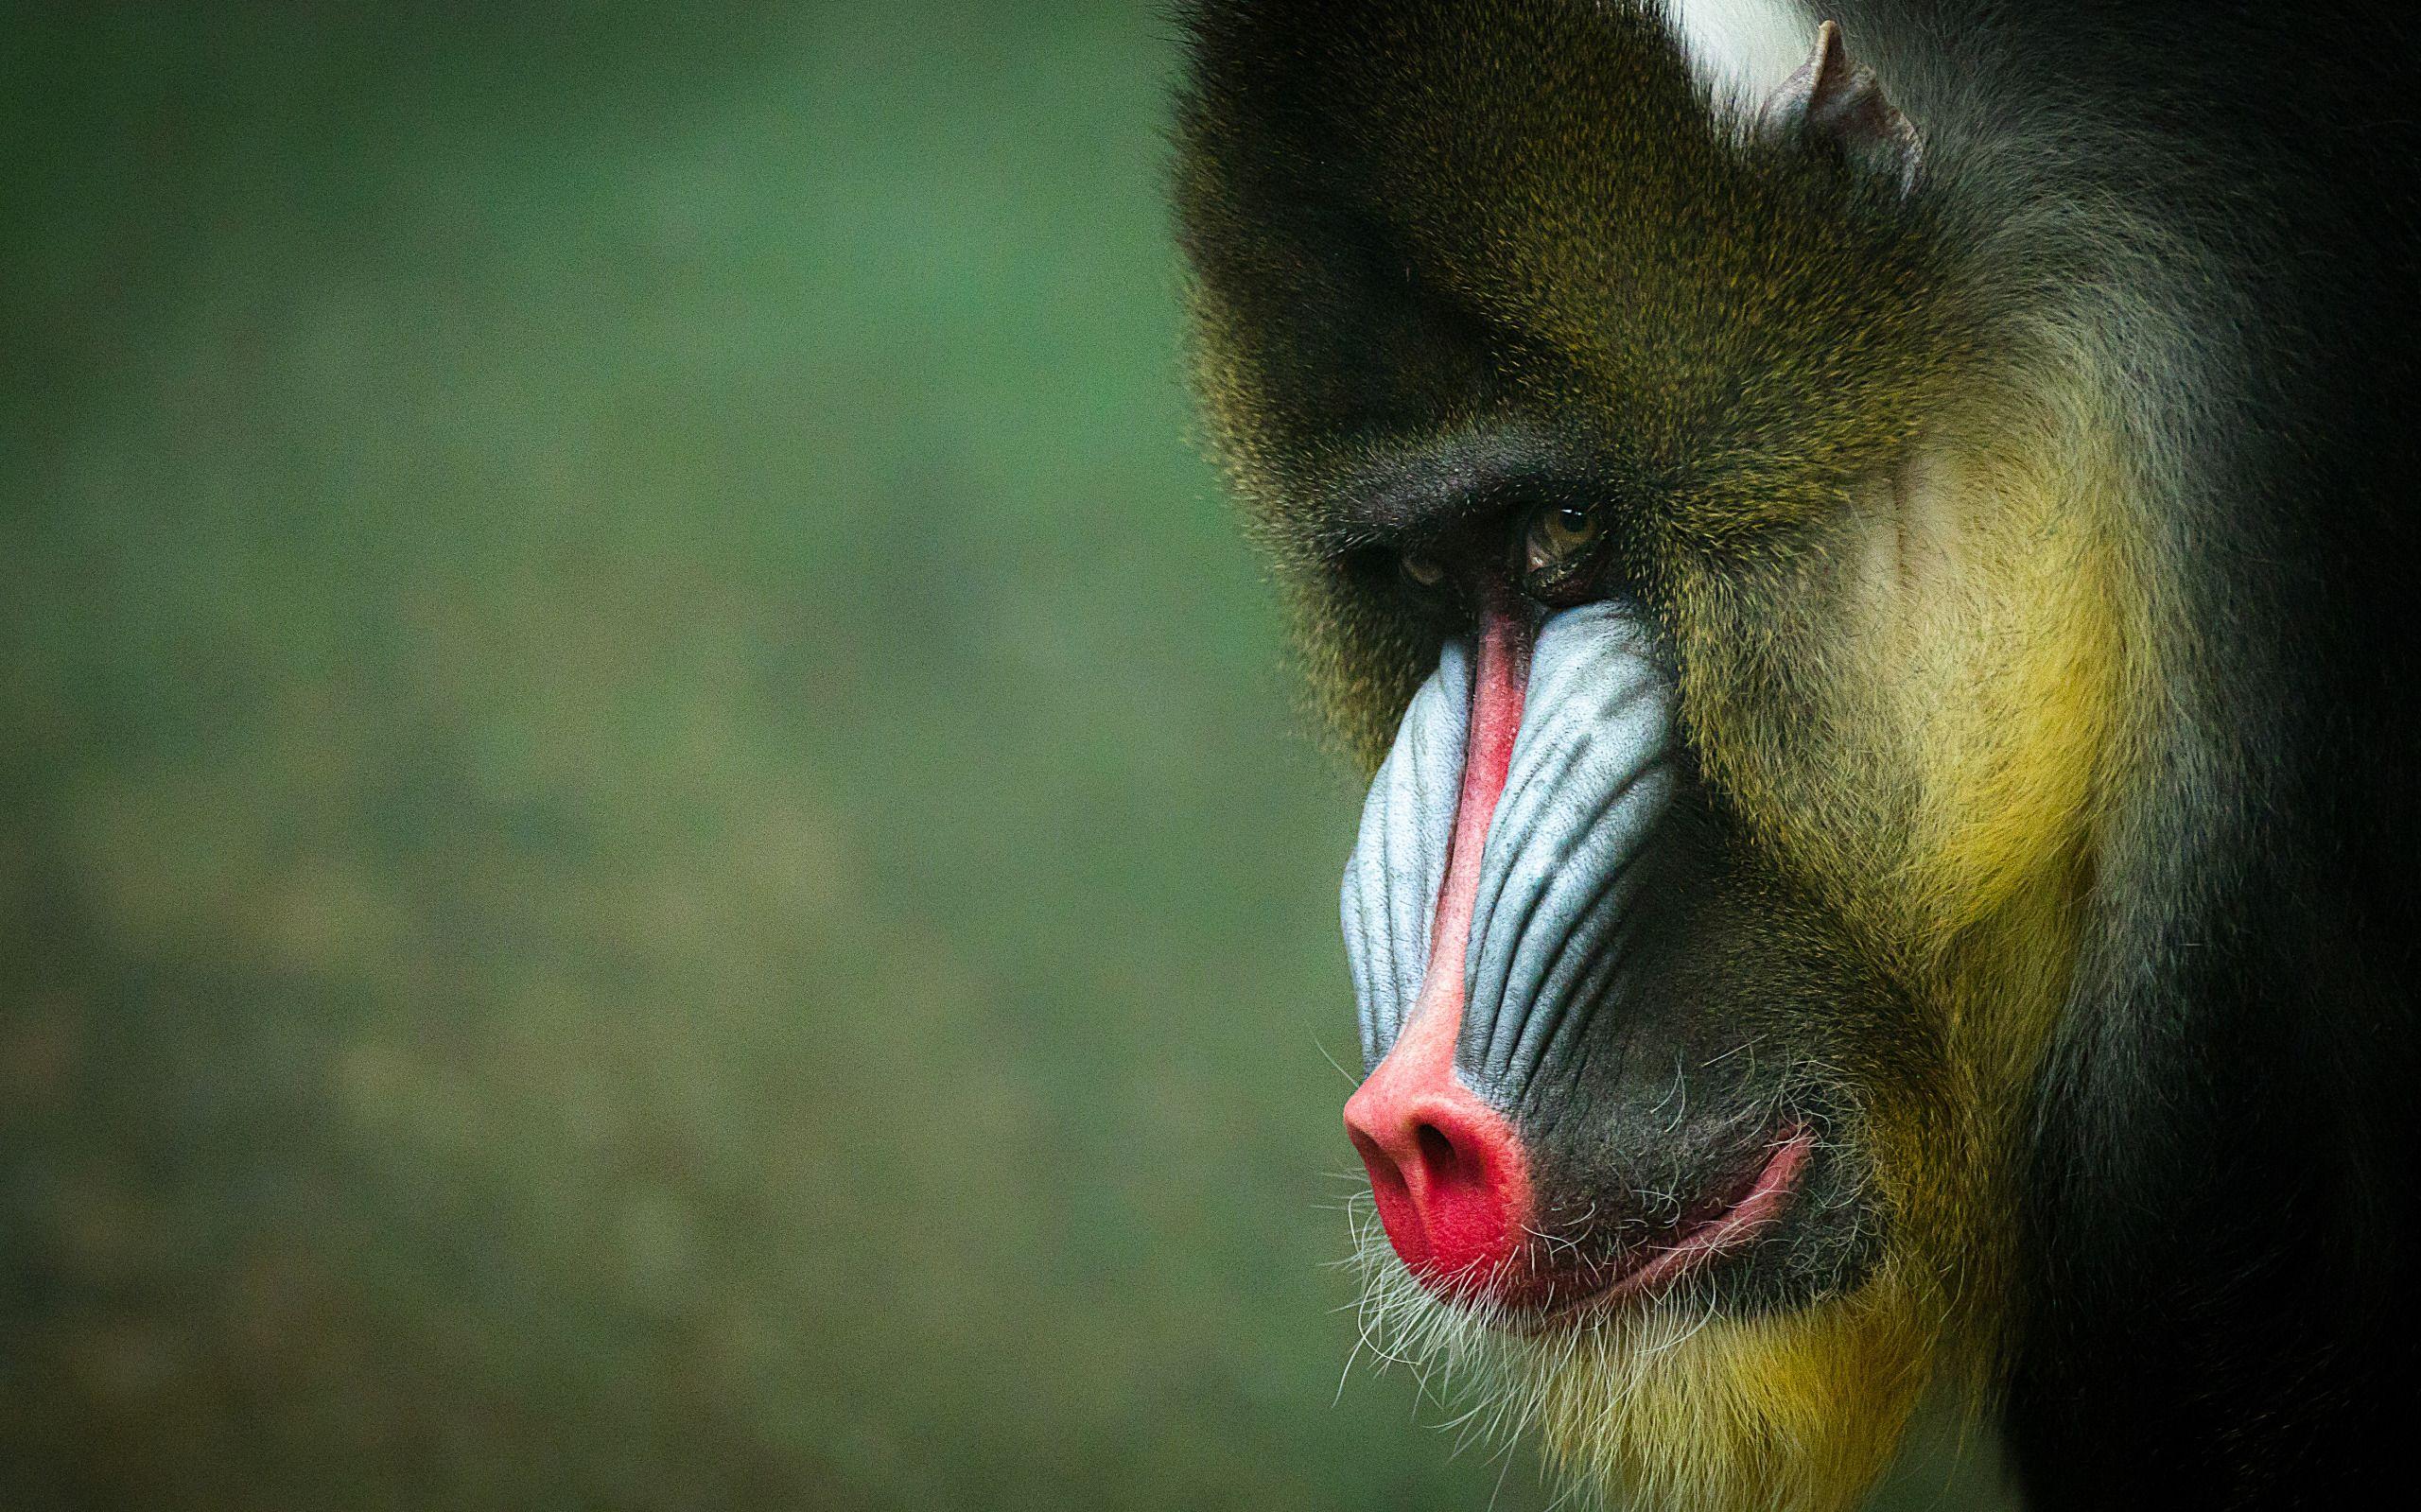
[1349,1125,1411,1201]
[1343,1066,1533,1293]
[1415,1122,1459,1180]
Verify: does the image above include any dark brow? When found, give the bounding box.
[1307,428,1601,559]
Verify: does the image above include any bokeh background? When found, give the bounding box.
[1,5,2010,1508]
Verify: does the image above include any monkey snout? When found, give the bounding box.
[1343,991,1533,1295]
[1339,601,1679,1303]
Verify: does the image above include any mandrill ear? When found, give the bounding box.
[1756,20,1922,194]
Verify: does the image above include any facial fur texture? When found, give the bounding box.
[1170,1,2236,1507]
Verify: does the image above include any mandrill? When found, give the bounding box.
[1171,2,2421,1509]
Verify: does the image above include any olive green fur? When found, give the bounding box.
[1174,0,1977,773]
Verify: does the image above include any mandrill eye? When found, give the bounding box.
[1525,503,1603,567]
[1400,551,1449,588]
[1520,501,1609,602]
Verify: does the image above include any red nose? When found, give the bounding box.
[1344,997,1531,1293]
[1347,595,1536,1296]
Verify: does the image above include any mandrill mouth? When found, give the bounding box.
[1349,1102,1819,1321]
[1513,1126,1817,1322]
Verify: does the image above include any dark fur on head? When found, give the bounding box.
[1176,0,1962,763]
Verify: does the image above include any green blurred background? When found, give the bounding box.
[0,5,2006,1508]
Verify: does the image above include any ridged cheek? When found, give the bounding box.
[1463,618,1677,1097]
[1342,603,1679,1092]
[1341,638,1471,1073]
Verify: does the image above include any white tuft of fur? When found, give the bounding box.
[1649,0,1820,119]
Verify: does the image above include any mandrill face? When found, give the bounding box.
[1341,598,1878,1325]
[1283,449,2024,1512]
[1175,2,2135,1506]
